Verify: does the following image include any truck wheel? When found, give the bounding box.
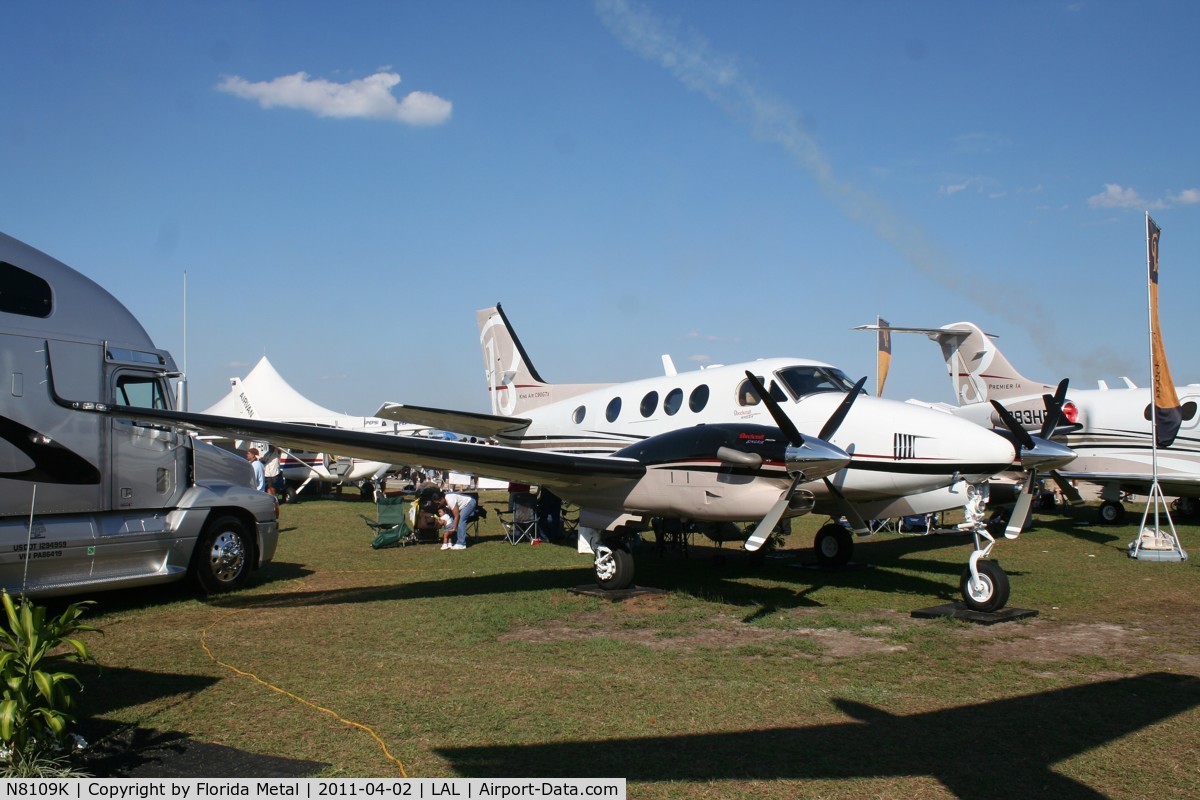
[191,515,254,593]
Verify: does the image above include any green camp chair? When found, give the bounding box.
[360,495,415,549]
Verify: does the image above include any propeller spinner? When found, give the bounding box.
[989,379,1076,538]
[741,371,858,551]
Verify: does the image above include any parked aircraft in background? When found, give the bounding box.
[372,305,1073,610]
[63,304,1071,611]
[876,321,1200,524]
[202,356,417,500]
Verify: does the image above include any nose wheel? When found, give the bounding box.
[960,559,1010,612]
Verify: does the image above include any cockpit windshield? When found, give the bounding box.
[775,365,860,399]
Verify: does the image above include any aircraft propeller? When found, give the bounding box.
[989,379,1077,538]
[741,371,864,551]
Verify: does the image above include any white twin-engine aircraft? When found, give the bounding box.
[882,321,1200,525]
[66,306,1070,611]
[370,305,1073,610]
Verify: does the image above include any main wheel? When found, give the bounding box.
[1099,500,1126,525]
[814,523,854,568]
[959,560,1010,613]
[595,542,634,591]
[191,515,254,594]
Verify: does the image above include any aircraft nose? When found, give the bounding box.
[1019,436,1076,471]
[949,417,1020,479]
[785,438,851,482]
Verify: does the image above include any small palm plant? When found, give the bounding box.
[0,590,97,776]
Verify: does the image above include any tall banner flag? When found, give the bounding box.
[876,316,891,397]
[1147,215,1182,448]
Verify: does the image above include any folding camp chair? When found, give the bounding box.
[497,490,539,545]
[560,503,580,537]
[359,495,415,549]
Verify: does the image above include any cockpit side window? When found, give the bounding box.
[736,375,790,406]
[736,377,763,407]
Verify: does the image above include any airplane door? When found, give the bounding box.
[323,453,353,479]
[109,370,188,511]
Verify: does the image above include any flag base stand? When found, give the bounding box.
[1129,482,1187,562]
[1127,539,1188,562]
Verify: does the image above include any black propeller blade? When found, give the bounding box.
[989,379,1074,539]
[990,400,1036,451]
[741,370,861,551]
[819,376,868,441]
[743,372,805,446]
[1038,378,1069,439]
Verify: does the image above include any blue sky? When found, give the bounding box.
[3,1,1198,415]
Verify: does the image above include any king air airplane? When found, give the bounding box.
[877,321,1200,525]
[62,304,1069,611]
[369,305,1072,610]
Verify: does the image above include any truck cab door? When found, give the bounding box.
[110,370,189,511]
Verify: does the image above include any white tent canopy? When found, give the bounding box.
[201,356,370,426]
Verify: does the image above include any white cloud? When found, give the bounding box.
[940,180,971,195]
[1088,183,1200,211]
[685,331,741,343]
[1170,188,1200,205]
[216,71,452,125]
[1087,183,1151,209]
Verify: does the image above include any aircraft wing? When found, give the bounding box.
[77,404,642,491]
[374,402,531,440]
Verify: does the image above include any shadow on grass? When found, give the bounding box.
[639,533,991,611]
[212,566,594,610]
[1030,506,1128,547]
[436,672,1200,799]
[195,530,990,614]
[68,666,329,778]
[74,665,219,717]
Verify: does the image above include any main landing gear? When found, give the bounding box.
[814,523,854,568]
[1099,500,1127,525]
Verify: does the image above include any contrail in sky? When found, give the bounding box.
[595,0,1136,378]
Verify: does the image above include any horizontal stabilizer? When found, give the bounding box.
[374,403,531,440]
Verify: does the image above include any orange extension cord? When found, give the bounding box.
[199,578,409,777]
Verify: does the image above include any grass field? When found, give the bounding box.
[72,493,1199,798]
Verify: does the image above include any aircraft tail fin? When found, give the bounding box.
[929,322,1050,405]
[861,322,1052,405]
[477,304,610,417]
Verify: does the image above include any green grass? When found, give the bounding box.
[68,495,1200,797]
